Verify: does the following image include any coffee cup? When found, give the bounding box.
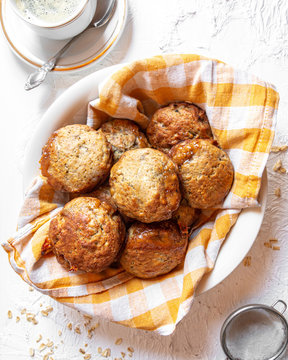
[8,0,97,40]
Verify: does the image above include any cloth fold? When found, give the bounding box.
[2,54,279,335]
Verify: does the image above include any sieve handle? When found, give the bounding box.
[272,299,287,314]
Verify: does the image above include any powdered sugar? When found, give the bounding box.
[225,308,286,360]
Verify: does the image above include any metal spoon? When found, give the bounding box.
[24,0,116,91]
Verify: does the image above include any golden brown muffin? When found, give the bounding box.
[49,197,125,272]
[173,199,199,231]
[40,124,112,193]
[69,183,117,211]
[69,183,134,224]
[110,148,181,223]
[169,139,234,209]
[146,102,213,152]
[100,119,150,162]
[120,221,188,279]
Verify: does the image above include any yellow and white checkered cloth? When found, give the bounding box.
[2,54,279,335]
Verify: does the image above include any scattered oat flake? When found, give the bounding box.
[274,187,281,197]
[90,323,99,331]
[43,354,49,360]
[87,323,99,338]
[29,286,34,292]
[271,145,288,152]
[84,355,91,360]
[58,330,62,336]
[29,348,35,357]
[26,313,35,322]
[46,341,54,348]
[79,348,85,354]
[67,323,72,330]
[121,352,126,358]
[128,353,133,358]
[127,347,134,353]
[39,343,47,352]
[75,326,81,334]
[36,334,43,343]
[243,256,251,267]
[264,239,280,250]
[42,307,53,316]
[16,316,20,323]
[21,308,27,315]
[8,310,12,319]
[98,347,102,354]
[102,348,111,357]
[115,338,123,345]
[83,314,92,320]
[273,159,286,173]
[43,351,53,360]
[85,343,88,347]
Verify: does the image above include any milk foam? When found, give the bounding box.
[16,0,85,25]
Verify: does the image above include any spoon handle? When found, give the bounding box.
[24,32,86,91]
[24,0,117,91]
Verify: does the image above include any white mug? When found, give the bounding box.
[8,0,97,40]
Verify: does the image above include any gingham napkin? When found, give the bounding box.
[2,54,279,335]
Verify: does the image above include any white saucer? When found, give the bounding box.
[0,0,127,71]
[23,65,268,295]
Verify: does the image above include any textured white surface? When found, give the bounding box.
[1,0,288,359]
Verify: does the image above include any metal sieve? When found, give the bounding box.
[220,300,288,360]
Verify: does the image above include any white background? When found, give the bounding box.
[1,0,288,359]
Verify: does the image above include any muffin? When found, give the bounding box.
[100,119,150,162]
[120,221,188,279]
[49,197,125,272]
[69,183,117,211]
[69,183,134,224]
[110,148,181,223]
[173,199,199,231]
[146,102,213,152]
[169,139,234,208]
[40,124,112,193]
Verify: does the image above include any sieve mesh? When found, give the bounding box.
[221,302,288,360]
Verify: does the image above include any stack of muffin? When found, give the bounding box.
[40,102,234,279]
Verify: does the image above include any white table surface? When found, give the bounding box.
[1,1,288,359]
